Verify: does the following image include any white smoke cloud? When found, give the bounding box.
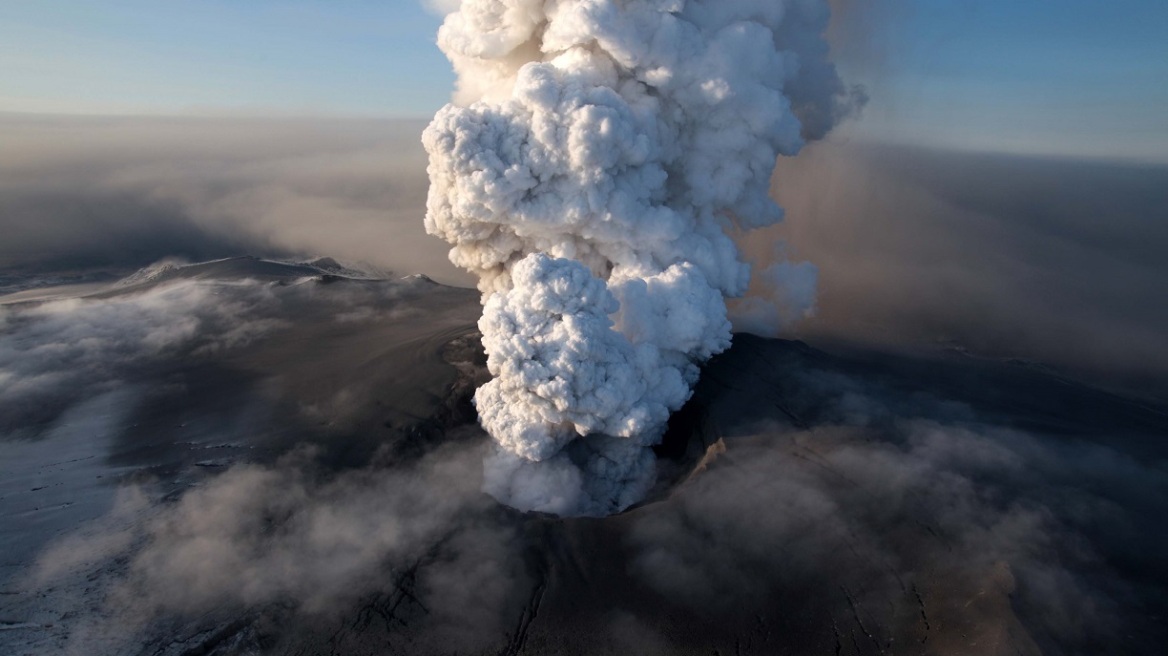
[424,0,857,515]
[476,254,716,514]
[0,269,456,436]
[0,279,288,434]
[23,442,527,655]
[728,253,819,337]
[423,0,464,16]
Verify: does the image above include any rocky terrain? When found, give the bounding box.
[2,259,1165,655]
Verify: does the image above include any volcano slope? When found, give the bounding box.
[1,257,1165,656]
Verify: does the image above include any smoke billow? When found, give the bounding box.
[423,0,861,516]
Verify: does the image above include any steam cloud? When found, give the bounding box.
[0,280,285,435]
[423,0,860,516]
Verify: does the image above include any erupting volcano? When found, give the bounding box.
[423,0,863,515]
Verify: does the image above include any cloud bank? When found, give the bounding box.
[28,442,527,656]
[0,114,468,285]
[0,279,287,435]
[750,142,1168,396]
[6,115,1162,395]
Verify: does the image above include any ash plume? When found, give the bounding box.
[423,0,860,515]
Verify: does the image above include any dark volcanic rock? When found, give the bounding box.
[2,270,1166,656]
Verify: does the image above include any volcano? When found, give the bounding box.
[2,257,1165,655]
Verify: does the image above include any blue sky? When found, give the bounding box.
[849,0,1168,161]
[0,1,453,116]
[2,0,1166,161]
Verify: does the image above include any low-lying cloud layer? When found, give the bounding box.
[32,442,526,656]
[0,268,453,436]
[753,142,1168,395]
[0,114,469,285]
[1,269,503,654]
[5,114,1165,394]
[629,363,1168,653]
[0,279,286,435]
[12,317,1165,654]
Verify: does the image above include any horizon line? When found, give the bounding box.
[3,109,1165,168]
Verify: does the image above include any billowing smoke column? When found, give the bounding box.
[423,0,859,516]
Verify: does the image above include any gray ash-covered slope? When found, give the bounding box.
[2,258,1166,656]
[0,258,481,592]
